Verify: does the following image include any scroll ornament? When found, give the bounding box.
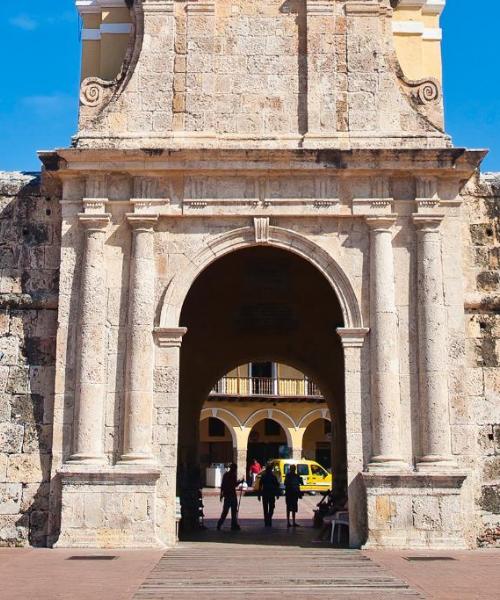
[80,75,123,108]
[399,75,442,105]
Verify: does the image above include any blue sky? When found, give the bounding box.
[0,1,498,172]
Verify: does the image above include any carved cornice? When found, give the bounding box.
[126,213,159,229]
[336,327,370,348]
[412,213,445,231]
[78,213,111,229]
[366,215,398,231]
[154,327,188,348]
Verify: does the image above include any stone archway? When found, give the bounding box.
[164,236,368,546]
[159,224,363,331]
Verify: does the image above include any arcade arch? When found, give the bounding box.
[176,243,367,543]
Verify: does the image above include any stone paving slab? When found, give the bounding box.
[133,543,424,599]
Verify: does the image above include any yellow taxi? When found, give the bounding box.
[254,459,332,493]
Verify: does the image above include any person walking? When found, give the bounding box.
[217,463,244,531]
[249,458,262,487]
[257,464,281,527]
[284,464,303,528]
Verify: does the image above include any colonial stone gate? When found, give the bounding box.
[37,0,486,549]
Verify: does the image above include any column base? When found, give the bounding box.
[68,453,107,465]
[367,456,409,472]
[417,455,458,472]
[117,453,157,466]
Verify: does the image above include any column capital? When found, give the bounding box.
[336,327,370,348]
[154,327,188,348]
[366,215,398,231]
[126,213,159,230]
[412,213,445,230]
[78,213,111,230]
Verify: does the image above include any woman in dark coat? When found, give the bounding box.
[284,464,303,527]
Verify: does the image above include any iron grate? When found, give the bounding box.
[405,556,456,562]
[67,555,117,560]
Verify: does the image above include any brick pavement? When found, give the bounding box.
[0,493,498,599]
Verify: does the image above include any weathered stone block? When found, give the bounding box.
[0,422,24,453]
[0,483,22,514]
[6,453,48,484]
[479,484,500,515]
[0,515,28,547]
[412,497,442,531]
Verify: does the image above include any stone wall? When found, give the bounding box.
[463,173,500,547]
[0,172,60,546]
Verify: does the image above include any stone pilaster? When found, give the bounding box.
[154,326,187,545]
[413,214,456,470]
[70,212,110,464]
[304,0,336,138]
[337,327,369,548]
[120,215,159,464]
[366,216,407,471]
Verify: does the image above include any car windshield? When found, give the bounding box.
[311,464,328,477]
[283,463,309,476]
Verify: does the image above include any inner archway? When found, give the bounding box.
[247,418,289,467]
[178,245,348,532]
[302,418,332,469]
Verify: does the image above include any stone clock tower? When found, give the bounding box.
[26,0,492,549]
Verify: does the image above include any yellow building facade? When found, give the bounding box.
[199,362,332,481]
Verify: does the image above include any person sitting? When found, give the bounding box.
[312,493,348,542]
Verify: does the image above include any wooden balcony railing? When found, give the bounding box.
[210,376,322,397]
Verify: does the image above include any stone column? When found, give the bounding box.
[413,215,455,470]
[70,213,110,464]
[120,215,159,464]
[366,217,406,470]
[233,447,248,483]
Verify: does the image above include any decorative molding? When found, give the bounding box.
[80,75,122,107]
[254,217,270,245]
[187,201,208,209]
[154,327,188,348]
[366,215,398,231]
[142,0,174,13]
[81,198,108,214]
[130,199,168,213]
[345,2,385,16]
[412,213,445,230]
[186,1,215,14]
[336,327,370,348]
[77,213,111,228]
[398,74,441,105]
[306,0,334,16]
[126,213,159,228]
